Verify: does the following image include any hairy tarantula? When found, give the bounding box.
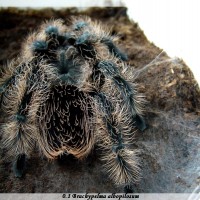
[0,17,146,186]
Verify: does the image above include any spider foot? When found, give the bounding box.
[13,154,27,178]
[124,185,134,193]
[135,115,147,131]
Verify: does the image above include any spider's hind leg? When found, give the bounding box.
[124,184,135,193]
[93,92,140,185]
[135,114,146,132]
[13,154,27,178]
[0,62,44,178]
[96,60,146,131]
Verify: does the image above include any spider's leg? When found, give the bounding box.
[101,37,128,61]
[68,18,127,61]
[74,32,97,59]
[96,60,146,131]
[72,20,88,31]
[124,184,135,193]
[0,62,46,177]
[0,60,24,105]
[92,92,140,185]
[13,154,27,178]
[1,63,27,177]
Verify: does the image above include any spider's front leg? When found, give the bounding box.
[101,37,128,61]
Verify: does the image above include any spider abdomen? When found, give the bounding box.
[38,84,95,159]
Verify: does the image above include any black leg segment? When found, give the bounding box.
[13,154,27,178]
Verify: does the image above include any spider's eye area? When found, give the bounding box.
[32,40,48,52]
[45,26,59,38]
[73,21,88,31]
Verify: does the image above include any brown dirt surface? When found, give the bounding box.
[0,7,200,193]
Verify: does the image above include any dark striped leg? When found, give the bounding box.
[97,60,146,131]
[92,92,140,185]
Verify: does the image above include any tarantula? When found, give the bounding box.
[0,16,146,186]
